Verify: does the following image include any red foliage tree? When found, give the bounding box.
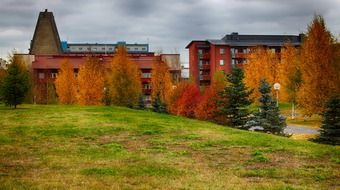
[195,71,227,122]
[176,83,201,118]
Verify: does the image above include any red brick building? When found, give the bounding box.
[186,32,303,86]
[20,10,180,104]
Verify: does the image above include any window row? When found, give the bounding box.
[70,47,147,51]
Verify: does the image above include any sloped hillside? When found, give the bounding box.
[0,105,339,189]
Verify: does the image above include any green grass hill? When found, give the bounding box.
[0,105,339,189]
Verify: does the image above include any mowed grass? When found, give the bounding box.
[0,104,339,190]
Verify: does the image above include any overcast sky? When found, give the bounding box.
[0,0,340,63]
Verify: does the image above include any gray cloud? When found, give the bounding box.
[0,0,339,62]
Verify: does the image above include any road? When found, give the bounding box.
[284,125,319,135]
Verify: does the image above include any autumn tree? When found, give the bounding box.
[299,15,340,115]
[168,80,191,114]
[278,43,302,118]
[1,55,29,108]
[55,59,77,104]
[0,68,7,102]
[244,47,279,100]
[109,46,141,107]
[176,82,200,118]
[195,71,228,123]
[77,56,105,105]
[151,60,172,110]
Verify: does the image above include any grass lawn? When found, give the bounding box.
[0,104,339,189]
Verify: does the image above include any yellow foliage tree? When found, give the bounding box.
[77,56,105,105]
[298,15,339,115]
[151,60,173,105]
[244,47,279,101]
[277,43,302,118]
[55,59,77,104]
[109,46,141,107]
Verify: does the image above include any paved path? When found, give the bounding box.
[284,125,319,135]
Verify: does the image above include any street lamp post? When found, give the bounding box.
[273,83,280,107]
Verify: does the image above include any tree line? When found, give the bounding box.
[0,15,338,144]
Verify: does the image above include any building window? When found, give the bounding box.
[38,72,45,79]
[51,73,57,78]
[134,48,138,50]
[87,47,91,51]
[109,48,113,51]
[219,60,224,66]
[144,83,151,89]
[271,48,276,53]
[102,47,105,50]
[142,73,151,78]
[93,48,97,51]
[142,48,146,50]
[231,48,236,58]
[231,59,236,65]
[79,47,83,50]
[220,48,225,54]
[198,49,203,55]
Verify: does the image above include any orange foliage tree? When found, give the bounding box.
[55,59,77,104]
[176,82,201,118]
[195,71,228,123]
[277,43,302,118]
[151,60,173,105]
[0,68,7,101]
[298,15,340,115]
[168,80,191,114]
[109,46,141,107]
[77,56,105,105]
[244,47,279,101]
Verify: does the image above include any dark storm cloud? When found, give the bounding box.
[0,0,339,61]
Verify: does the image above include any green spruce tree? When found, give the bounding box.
[1,56,29,108]
[152,93,167,113]
[314,96,340,145]
[255,79,286,134]
[137,95,145,110]
[219,67,252,128]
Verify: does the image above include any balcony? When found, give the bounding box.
[199,75,211,81]
[199,64,210,70]
[235,52,247,58]
[198,53,210,60]
[143,89,152,94]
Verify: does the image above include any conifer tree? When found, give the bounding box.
[219,67,252,128]
[152,92,167,113]
[1,56,29,108]
[137,95,145,110]
[314,96,340,145]
[254,79,286,134]
[299,15,339,115]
